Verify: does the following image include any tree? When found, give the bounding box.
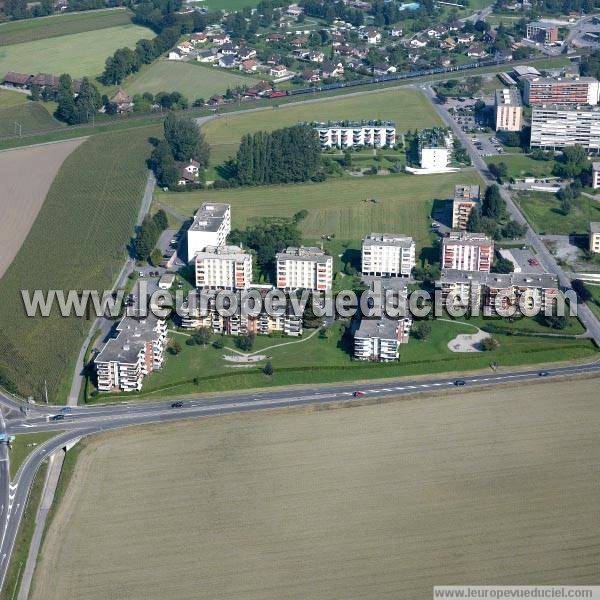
[149,140,179,188]
[545,315,569,330]
[164,113,210,166]
[412,321,431,340]
[263,361,274,376]
[193,327,212,346]
[572,279,592,302]
[554,144,588,179]
[482,185,505,219]
[466,207,482,233]
[153,209,168,231]
[493,256,514,274]
[235,332,255,351]
[167,340,182,355]
[502,220,527,239]
[489,162,507,183]
[560,195,572,216]
[150,248,163,266]
[481,336,499,351]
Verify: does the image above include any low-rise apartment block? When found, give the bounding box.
[530,105,600,150]
[494,88,523,132]
[592,162,600,189]
[187,202,231,262]
[523,76,600,106]
[439,269,559,315]
[195,245,252,290]
[95,314,167,392]
[590,222,600,253]
[442,231,493,272]
[276,246,333,292]
[526,21,558,44]
[418,128,452,170]
[310,120,396,148]
[451,184,480,230]
[361,233,416,277]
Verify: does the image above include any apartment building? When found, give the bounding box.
[276,246,333,292]
[311,120,396,148]
[180,289,303,337]
[526,21,558,44]
[195,245,252,290]
[442,231,493,272]
[186,202,231,262]
[590,222,600,253]
[530,105,600,150]
[494,88,523,132]
[95,314,167,392]
[593,162,600,189]
[361,233,416,277]
[418,128,452,169]
[523,77,600,106]
[451,184,480,230]
[439,269,559,315]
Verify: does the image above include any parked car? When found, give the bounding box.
[454,380,466,386]
[353,390,365,397]
[528,257,540,266]
[50,414,65,421]
[171,401,184,408]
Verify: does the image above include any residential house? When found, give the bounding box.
[237,47,256,60]
[177,41,194,54]
[2,72,32,88]
[409,36,428,48]
[219,42,238,55]
[290,36,308,48]
[177,159,201,186]
[457,32,475,44]
[211,33,230,45]
[218,55,238,69]
[441,37,457,50]
[302,68,321,83]
[309,50,325,63]
[196,49,218,63]
[286,3,303,16]
[390,26,403,37]
[240,59,258,73]
[168,50,183,60]
[362,28,381,44]
[191,32,207,45]
[110,90,134,113]
[245,80,273,96]
[270,64,288,78]
[467,43,487,58]
[321,59,344,78]
[373,63,396,76]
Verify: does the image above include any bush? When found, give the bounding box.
[235,332,255,351]
[213,338,224,349]
[481,336,499,351]
[412,321,431,340]
[167,340,182,355]
[263,361,274,376]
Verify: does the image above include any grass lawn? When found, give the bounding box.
[486,154,556,179]
[9,432,59,479]
[32,379,600,599]
[0,8,133,46]
[514,190,600,236]
[124,60,261,101]
[204,0,259,8]
[0,88,64,137]
[0,124,160,404]
[93,317,597,401]
[156,171,481,253]
[0,23,152,78]
[201,87,442,173]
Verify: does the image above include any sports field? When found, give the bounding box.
[124,60,261,101]
[157,171,472,248]
[0,23,152,78]
[0,88,63,137]
[0,8,134,46]
[0,124,159,403]
[201,87,442,170]
[32,378,600,600]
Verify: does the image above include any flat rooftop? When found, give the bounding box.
[355,314,399,340]
[443,232,493,247]
[453,184,480,201]
[590,221,600,234]
[196,244,248,258]
[363,233,414,248]
[276,246,331,262]
[526,76,598,84]
[440,268,558,289]
[189,203,230,233]
[495,88,522,107]
[308,120,396,128]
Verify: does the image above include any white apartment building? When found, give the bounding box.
[530,105,600,150]
[494,88,523,132]
[442,231,493,273]
[418,128,453,169]
[523,77,600,106]
[276,246,333,292]
[361,233,416,277]
[590,222,600,253]
[592,162,600,189]
[95,314,167,392]
[195,245,252,290]
[311,120,396,148]
[186,202,231,262]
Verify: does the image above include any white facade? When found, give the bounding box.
[195,245,253,290]
[361,233,416,277]
[592,162,600,189]
[442,232,493,273]
[530,106,600,150]
[313,121,396,148]
[187,203,231,262]
[419,146,450,169]
[276,246,333,292]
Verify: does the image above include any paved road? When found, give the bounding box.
[421,84,600,346]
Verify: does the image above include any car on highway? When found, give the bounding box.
[171,401,184,408]
[454,380,466,386]
[538,371,549,377]
[60,407,72,414]
[353,391,365,397]
[50,414,65,421]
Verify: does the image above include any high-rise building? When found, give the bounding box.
[451,184,480,230]
[194,245,253,290]
[442,232,493,272]
[494,88,523,132]
[276,246,333,292]
[361,233,416,277]
[523,76,600,106]
[186,203,231,262]
[530,105,600,150]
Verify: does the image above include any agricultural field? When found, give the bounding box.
[33,377,600,600]
[0,8,134,46]
[0,88,63,137]
[514,190,600,236]
[0,23,152,78]
[200,87,442,173]
[0,136,83,278]
[124,60,261,102]
[486,154,556,179]
[0,124,159,404]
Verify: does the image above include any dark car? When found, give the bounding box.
[171,401,184,408]
[538,371,549,377]
[454,380,466,386]
[60,407,72,414]
[50,414,65,421]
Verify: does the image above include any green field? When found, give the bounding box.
[0,88,63,137]
[486,154,556,179]
[0,23,152,78]
[157,171,480,252]
[514,190,600,236]
[124,60,261,101]
[0,8,133,46]
[33,378,600,600]
[201,87,442,172]
[0,124,159,404]
[204,0,259,9]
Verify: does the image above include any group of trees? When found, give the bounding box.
[149,114,210,188]
[302,0,365,26]
[54,74,102,125]
[553,144,591,186]
[235,125,322,186]
[556,183,581,215]
[133,209,168,261]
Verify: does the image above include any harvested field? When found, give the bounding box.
[32,378,600,600]
[0,138,84,278]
